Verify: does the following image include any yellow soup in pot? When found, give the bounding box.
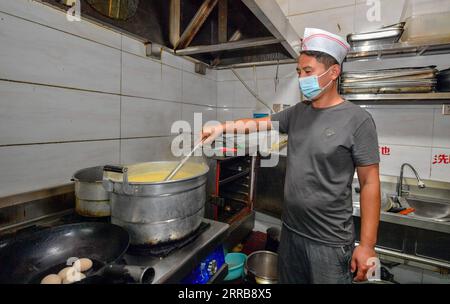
[128,170,194,183]
[107,162,208,183]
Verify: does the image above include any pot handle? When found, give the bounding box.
[102,265,155,284]
[104,165,128,173]
[103,165,133,195]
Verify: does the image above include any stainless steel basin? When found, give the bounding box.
[406,196,450,222]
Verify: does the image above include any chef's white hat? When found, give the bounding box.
[301,28,350,64]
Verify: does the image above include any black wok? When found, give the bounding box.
[0,222,129,284]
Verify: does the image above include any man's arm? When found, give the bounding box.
[352,163,381,281]
[201,116,272,143]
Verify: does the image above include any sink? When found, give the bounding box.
[405,196,450,222]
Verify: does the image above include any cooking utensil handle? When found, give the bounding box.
[102,265,155,284]
[164,137,206,181]
[103,165,133,195]
[103,165,128,173]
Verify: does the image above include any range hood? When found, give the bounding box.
[46,0,301,68]
[170,0,301,68]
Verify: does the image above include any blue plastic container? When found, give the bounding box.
[253,113,269,118]
[224,253,247,281]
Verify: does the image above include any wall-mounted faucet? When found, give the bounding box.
[396,163,426,197]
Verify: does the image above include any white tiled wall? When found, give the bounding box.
[120,97,181,138]
[0,0,122,48]
[0,0,218,198]
[120,136,177,164]
[278,0,450,36]
[0,11,121,94]
[182,72,217,107]
[0,140,120,197]
[216,63,300,120]
[181,104,218,129]
[288,5,355,37]
[433,109,450,148]
[353,0,407,34]
[0,81,121,145]
[367,107,435,147]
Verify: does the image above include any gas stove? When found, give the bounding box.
[0,211,230,284]
[123,220,229,284]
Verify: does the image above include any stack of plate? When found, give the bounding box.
[340,66,438,94]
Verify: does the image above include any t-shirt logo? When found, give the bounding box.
[324,127,336,137]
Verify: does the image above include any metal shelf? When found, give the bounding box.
[219,169,250,186]
[343,92,450,104]
[346,41,450,61]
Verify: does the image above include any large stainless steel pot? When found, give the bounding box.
[72,166,111,217]
[102,161,209,246]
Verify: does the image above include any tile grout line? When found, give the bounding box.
[0,136,175,148]
[119,35,123,164]
[181,54,185,122]
[378,142,450,150]
[429,108,437,179]
[0,78,221,108]
[124,50,218,80]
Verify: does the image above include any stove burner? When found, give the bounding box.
[127,222,211,257]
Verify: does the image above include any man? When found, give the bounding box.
[202,28,381,284]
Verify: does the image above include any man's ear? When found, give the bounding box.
[331,64,341,80]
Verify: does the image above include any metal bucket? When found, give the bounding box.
[245,251,278,284]
[72,166,111,217]
[103,161,209,246]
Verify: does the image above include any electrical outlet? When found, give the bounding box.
[443,104,450,115]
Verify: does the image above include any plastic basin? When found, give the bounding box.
[224,253,247,281]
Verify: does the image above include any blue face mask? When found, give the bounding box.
[298,67,333,100]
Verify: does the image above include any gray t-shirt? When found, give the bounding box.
[271,100,380,246]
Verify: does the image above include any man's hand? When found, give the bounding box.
[351,244,377,282]
[354,164,380,282]
[201,123,224,145]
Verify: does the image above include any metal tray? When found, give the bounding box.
[341,86,435,94]
[342,73,437,83]
[347,23,405,47]
[342,66,437,80]
[341,79,436,88]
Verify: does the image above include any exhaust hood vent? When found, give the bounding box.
[46,0,301,68]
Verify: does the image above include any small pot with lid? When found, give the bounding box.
[72,166,111,217]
